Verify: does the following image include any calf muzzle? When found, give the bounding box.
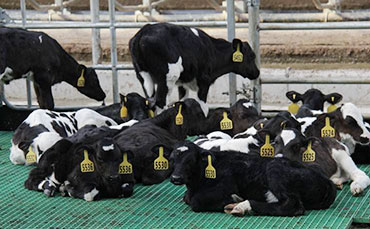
[170,175,184,185]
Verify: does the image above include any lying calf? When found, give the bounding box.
[170,141,336,216]
[25,137,135,201]
[275,128,370,196]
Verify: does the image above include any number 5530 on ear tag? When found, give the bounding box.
[220,112,233,130]
[154,146,169,170]
[119,153,132,174]
[205,155,216,179]
[260,134,274,157]
[80,150,94,173]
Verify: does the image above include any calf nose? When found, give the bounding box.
[170,175,184,185]
[359,136,370,144]
[108,175,120,180]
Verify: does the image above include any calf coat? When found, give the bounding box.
[170,142,336,216]
[275,128,370,196]
[129,23,260,115]
[0,27,106,109]
[10,108,117,165]
[25,137,135,201]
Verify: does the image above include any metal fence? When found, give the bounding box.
[2,0,370,113]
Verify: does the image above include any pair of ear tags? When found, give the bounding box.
[288,94,300,115]
[154,146,169,171]
[260,134,275,157]
[220,112,233,130]
[205,154,216,179]
[77,68,85,87]
[146,100,155,118]
[26,146,37,164]
[175,104,184,125]
[119,152,133,174]
[321,117,335,138]
[232,43,243,63]
[302,141,316,162]
[120,99,155,119]
[327,96,338,113]
[80,150,95,173]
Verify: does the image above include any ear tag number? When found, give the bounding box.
[154,146,169,171]
[80,150,94,173]
[205,155,216,179]
[77,68,85,87]
[120,106,128,118]
[327,97,337,113]
[148,109,155,118]
[175,104,183,125]
[260,134,275,157]
[119,153,133,174]
[321,117,335,137]
[220,112,233,130]
[26,146,37,164]
[302,141,315,162]
[232,43,243,63]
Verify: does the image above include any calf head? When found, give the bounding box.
[232,39,260,80]
[120,93,155,122]
[170,142,208,185]
[261,111,301,139]
[76,65,106,102]
[286,89,342,113]
[230,99,260,134]
[205,107,232,135]
[275,128,315,159]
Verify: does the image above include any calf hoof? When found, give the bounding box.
[224,200,252,217]
[350,182,363,196]
[224,203,238,215]
[119,183,133,198]
[43,181,57,197]
[336,183,343,190]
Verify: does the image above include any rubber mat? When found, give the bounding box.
[0,131,369,228]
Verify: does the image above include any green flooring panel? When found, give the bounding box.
[0,131,369,228]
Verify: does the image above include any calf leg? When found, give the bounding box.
[65,182,100,201]
[178,86,188,100]
[155,80,168,110]
[196,84,210,117]
[34,83,55,110]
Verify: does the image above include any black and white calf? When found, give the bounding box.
[0,27,106,109]
[286,89,342,118]
[275,127,370,196]
[10,108,117,165]
[25,137,135,201]
[170,142,336,216]
[129,22,260,115]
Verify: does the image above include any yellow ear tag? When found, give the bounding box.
[148,109,155,118]
[302,141,316,162]
[205,155,216,179]
[26,146,37,164]
[77,68,85,87]
[80,150,94,173]
[119,153,133,174]
[120,106,128,118]
[154,146,169,171]
[175,104,183,125]
[260,123,264,128]
[327,97,337,113]
[321,117,335,137]
[232,43,243,63]
[288,94,300,114]
[260,134,275,157]
[220,112,233,130]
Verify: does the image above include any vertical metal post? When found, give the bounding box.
[55,0,64,13]
[248,0,261,114]
[21,0,32,108]
[109,0,119,103]
[143,0,152,14]
[90,0,101,65]
[226,0,237,106]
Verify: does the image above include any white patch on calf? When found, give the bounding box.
[232,200,252,215]
[243,102,253,109]
[177,146,189,152]
[195,97,209,117]
[199,139,228,150]
[140,71,154,97]
[38,35,43,43]
[84,188,99,202]
[265,190,279,203]
[38,180,47,191]
[235,126,257,137]
[339,133,356,155]
[9,140,26,165]
[75,108,117,129]
[109,120,139,130]
[49,172,61,185]
[220,136,259,154]
[166,56,184,100]
[33,132,62,162]
[190,28,199,37]
[280,130,296,146]
[207,131,232,140]
[311,110,324,115]
[341,103,370,140]
[102,144,114,151]
[0,67,14,82]
[275,154,283,158]
[297,117,317,134]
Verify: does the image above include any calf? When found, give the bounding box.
[170,141,336,216]
[275,128,370,195]
[129,22,260,115]
[25,137,135,201]
[0,27,106,109]
[286,89,342,117]
[10,108,117,165]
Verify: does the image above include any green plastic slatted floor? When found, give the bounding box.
[0,131,369,228]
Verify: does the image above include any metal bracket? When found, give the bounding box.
[0,8,13,24]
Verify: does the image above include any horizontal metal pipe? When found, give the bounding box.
[261,79,370,84]
[7,21,370,30]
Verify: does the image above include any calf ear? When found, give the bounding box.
[151,144,172,158]
[286,91,302,103]
[146,97,156,109]
[120,93,127,105]
[200,150,215,163]
[324,93,342,105]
